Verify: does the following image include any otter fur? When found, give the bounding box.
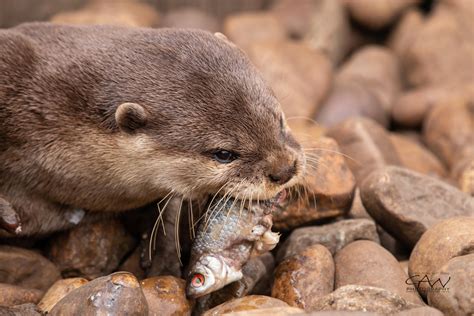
[0,23,305,236]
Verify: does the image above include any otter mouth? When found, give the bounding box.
[262,189,287,209]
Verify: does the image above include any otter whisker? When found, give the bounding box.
[149,191,174,262]
[303,148,360,165]
[205,183,240,231]
[188,198,196,240]
[285,116,323,127]
[175,196,184,266]
[204,181,229,225]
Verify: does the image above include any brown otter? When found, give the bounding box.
[0,23,305,236]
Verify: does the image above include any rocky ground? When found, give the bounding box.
[0,0,473,315]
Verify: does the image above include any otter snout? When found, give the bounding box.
[267,159,297,185]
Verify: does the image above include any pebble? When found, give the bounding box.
[277,219,379,262]
[427,254,474,316]
[223,12,286,51]
[0,303,41,316]
[0,283,43,307]
[203,295,289,316]
[451,156,474,195]
[361,166,474,247]
[326,117,401,184]
[272,244,334,309]
[273,137,355,230]
[344,0,421,29]
[224,306,304,316]
[310,285,419,314]
[390,133,447,178]
[423,95,474,168]
[49,272,148,315]
[160,7,219,32]
[388,9,424,59]
[50,0,160,27]
[334,240,423,305]
[0,245,61,292]
[37,278,88,313]
[245,40,332,120]
[409,217,474,298]
[48,218,135,279]
[140,276,193,316]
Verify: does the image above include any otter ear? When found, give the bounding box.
[115,102,148,133]
[214,32,237,48]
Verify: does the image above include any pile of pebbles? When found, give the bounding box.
[1,0,473,315]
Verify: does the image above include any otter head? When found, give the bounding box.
[112,29,305,202]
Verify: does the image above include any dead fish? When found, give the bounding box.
[185,196,281,298]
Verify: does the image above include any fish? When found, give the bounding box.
[185,195,283,298]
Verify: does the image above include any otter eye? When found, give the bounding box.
[191,273,205,288]
[213,150,238,164]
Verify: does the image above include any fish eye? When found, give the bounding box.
[191,273,205,288]
[212,150,238,164]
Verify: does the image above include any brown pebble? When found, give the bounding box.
[310,285,419,314]
[0,283,43,307]
[361,166,474,247]
[140,276,193,316]
[274,137,355,230]
[424,96,474,168]
[0,245,61,292]
[203,295,289,316]
[224,306,304,316]
[393,306,444,316]
[118,246,146,280]
[49,272,147,315]
[48,218,135,279]
[245,40,332,120]
[0,303,41,316]
[277,219,379,262]
[388,8,425,59]
[160,7,219,32]
[427,254,474,316]
[38,278,88,313]
[409,217,474,298]
[326,117,401,184]
[335,240,423,305]
[272,244,334,309]
[390,133,447,178]
[451,156,474,195]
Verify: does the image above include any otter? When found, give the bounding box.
[0,23,305,236]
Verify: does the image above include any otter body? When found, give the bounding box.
[0,23,304,236]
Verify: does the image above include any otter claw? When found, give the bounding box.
[0,197,21,234]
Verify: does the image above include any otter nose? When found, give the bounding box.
[268,162,297,185]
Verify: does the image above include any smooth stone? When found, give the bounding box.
[423,96,474,168]
[361,166,474,247]
[393,306,444,316]
[335,240,423,305]
[203,295,289,316]
[388,9,425,59]
[48,219,135,279]
[225,306,304,315]
[427,254,474,316]
[160,7,219,32]
[245,40,333,120]
[390,133,447,178]
[277,219,379,262]
[272,245,334,309]
[140,276,193,316]
[0,245,61,291]
[0,303,41,316]
[0,283,43,307]
[37,278,88,313]
[309,285,419,313]
[451,156,474,195]
[326,117,401,184]
[409,217,474,298]
[49,272,148,315]
[274,137,355,230]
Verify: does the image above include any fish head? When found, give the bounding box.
[186,254,243,298]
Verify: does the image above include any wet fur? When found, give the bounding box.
[0,23,304,236]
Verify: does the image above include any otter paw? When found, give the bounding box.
[0,197,21,234]
[254,231,280,253]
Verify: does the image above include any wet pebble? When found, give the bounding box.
[49,272,147,315]
[272,244,334,309]
[0,245,61,291]
[140,276,193,316]
[277,219,379,262]
[48,218,136,279]
[334,240,423,305]
[361,166,474,247]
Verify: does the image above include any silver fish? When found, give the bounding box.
[186,198,280,298]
